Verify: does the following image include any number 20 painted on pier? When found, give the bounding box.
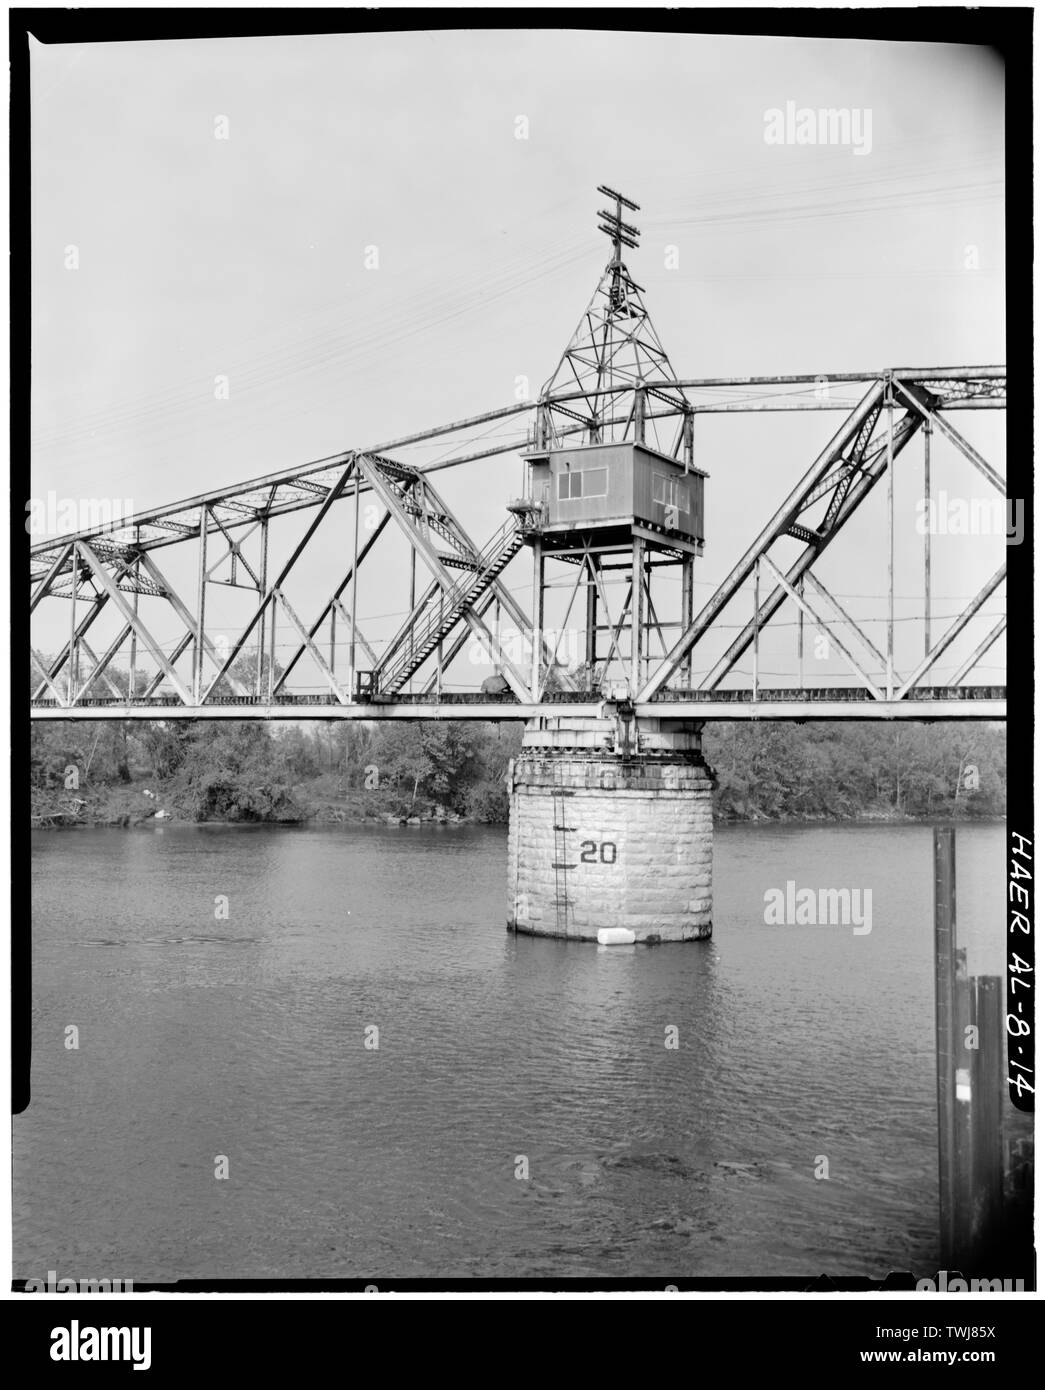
[579,840,617,864]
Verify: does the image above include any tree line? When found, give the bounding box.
[30,704,1005,825]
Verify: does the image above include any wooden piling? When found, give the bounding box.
[971,975,1004,1248]
[934,828,1009,1272]
[934,827,957,1267]
[952,946,975,1257]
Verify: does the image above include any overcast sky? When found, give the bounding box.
[30,28,1007,691]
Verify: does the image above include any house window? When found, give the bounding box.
[652,473,689,513]
[582,468,607,498]
[557,468,608,500]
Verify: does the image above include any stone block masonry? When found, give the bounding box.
[506,716,715,943]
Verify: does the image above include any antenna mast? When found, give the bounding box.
[597,183,641,310]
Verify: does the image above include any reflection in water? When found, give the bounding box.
[19,821,1003,1280]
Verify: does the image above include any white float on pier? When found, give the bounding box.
[597,927,637,946]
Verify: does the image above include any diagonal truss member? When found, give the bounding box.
[355,454,571,699]
[638,375,1006,701]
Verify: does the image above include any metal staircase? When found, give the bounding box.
[376,516,526,693]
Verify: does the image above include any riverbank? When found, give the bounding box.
[30,782,310,829]
[714,806,1005,826]
[30,780,1003,830]
[31,714,1006,828]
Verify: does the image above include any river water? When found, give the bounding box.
[19,820,1005,1281]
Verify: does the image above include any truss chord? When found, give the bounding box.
[29,192,1005,721]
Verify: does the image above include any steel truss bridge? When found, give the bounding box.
[30,195,1006,725]
[30,366,1007,724]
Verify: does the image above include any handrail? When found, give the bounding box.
[380,519,522,686]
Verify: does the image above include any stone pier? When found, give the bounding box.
[506,713,715,943]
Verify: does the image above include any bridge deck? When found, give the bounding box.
[30,686,1006,721]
